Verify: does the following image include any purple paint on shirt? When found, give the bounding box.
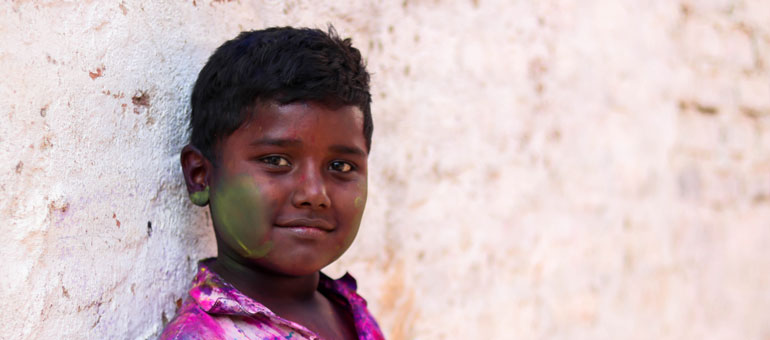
[160,259,385,340]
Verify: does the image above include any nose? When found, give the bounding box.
[291,164,331,209]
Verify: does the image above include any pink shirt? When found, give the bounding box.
[159,260,385,340]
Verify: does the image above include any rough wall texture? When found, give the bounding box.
[1,1,769,339]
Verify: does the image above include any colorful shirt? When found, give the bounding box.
[159,259,385,340]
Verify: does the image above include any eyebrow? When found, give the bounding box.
[249,138,302,147]
[249,138,366,157]
[329,144,367,157]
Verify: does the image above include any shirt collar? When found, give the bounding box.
[188,259,364,317]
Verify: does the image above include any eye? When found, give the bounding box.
[329,160,354,173]
[259,155,291,167]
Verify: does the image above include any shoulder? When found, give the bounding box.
[322,273,386,340]
[158,301,228,340]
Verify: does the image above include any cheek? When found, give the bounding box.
[354,178,368,210]
[354,181,366,209]
[211,175,274,258]
[353,197,365,211]
[348,179,368,231]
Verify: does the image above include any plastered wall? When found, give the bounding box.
[1,1,769,339]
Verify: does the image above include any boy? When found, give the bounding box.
[160,27,384,340]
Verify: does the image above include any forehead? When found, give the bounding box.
[226,100,366,148]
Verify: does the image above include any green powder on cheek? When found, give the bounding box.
[211,175,273,259]
[341,194,367,251]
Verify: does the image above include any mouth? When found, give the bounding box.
[274,218,335,232]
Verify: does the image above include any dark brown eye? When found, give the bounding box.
[329,160,353,173]
[260,156,290,167]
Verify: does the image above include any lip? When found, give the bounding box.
[274,225,329,239]
[274,218,335,231]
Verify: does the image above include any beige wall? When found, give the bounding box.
[2,1,769,339]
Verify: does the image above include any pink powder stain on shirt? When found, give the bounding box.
[159,259,385,340]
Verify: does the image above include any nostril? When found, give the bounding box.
[291,176,332,209]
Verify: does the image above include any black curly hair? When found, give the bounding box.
[189,26,372,162]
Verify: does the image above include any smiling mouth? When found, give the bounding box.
[274,224,331,239]
[274,218,335,232]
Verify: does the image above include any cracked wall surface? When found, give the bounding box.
[1,1,769,339]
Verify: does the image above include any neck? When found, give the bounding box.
[210,250,321,307]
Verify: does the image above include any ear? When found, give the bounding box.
[181,144,212,194]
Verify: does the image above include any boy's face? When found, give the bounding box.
[209,100,368,276]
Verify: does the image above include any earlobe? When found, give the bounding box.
[180,144,212,202]
[189,185,210,206]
